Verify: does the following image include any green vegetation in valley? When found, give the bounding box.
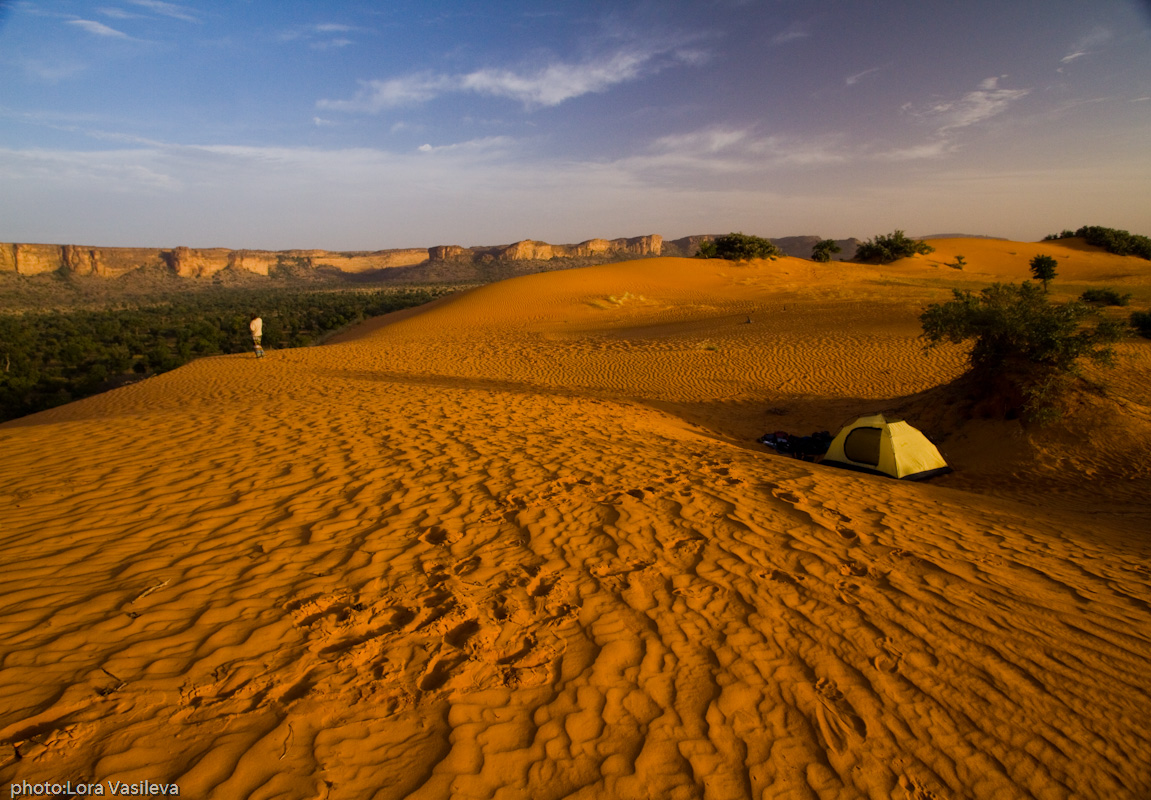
[1043,226,1151,260]
[853,230,935,264]
[0,286,454,423]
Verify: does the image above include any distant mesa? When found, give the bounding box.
[916,233,1009,240]
[0,232,877,282]
[0,235,664,281]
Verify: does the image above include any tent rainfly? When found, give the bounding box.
[822,413,951,481]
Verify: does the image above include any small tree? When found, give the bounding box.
[921,282,1124,422]
[1029,254,1058,292]
[947,255,966,270]
[695,239,718,259]
[1131,311,1151,339]
[698,232,781,261]
[811,239,841,263]
[854,230,934,264]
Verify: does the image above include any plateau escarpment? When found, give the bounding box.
[0,235,664,281]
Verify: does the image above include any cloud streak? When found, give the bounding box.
[125,0,198,23]
[67,19,130,38]
[319,45,704,112]
[928,76,1029,132]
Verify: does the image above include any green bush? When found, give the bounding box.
[696,233,781,261]
[854,230,934,264]
[1075,226,1151,260]
[810,239,842,263]
[921,282,1125,421]
[1080,288,1132,306]
[1132,311,1151,339]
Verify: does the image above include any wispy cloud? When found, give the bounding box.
[125,0,198,23]
[879,76,1029,161]
[319,45,705,112]
[1061,27,1111,65]
[922,76,1029,132]
[617,126,848,182]
[279,22,365,49]
[845,67,882,86]
[771,21,810,46]
[416,136,514,155]
[68,19,130,38]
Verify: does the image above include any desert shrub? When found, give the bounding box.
[1132,311,1151,339]
[1074,226,1151,260]
[947,255,966,270]
[921,282,1125,422]
[696,232,781,261]
[1080,288,1131,306]
[1043,230,1077,241]
[854,230,934,264]
[1029,254,1058,292]
[811,239,841,263]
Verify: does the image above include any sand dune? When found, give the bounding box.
[2,243,1150,798]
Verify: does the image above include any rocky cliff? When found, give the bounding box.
[0,235,663,279]
[427,235,662,264]
[0,244,429,278]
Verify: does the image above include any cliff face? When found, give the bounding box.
[428,235,662,263]
[0,234,659,279]
[0,244,431,278]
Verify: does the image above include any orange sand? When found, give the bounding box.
[2,240,1150,799]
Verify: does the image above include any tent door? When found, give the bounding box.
[843,427,882,465]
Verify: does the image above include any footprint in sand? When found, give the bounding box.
[417,654,466,691]
[835,578,861,605]
[813,678,867,753]
[871,639,904,674]
[897,774,942,799]
[419,527,449,546]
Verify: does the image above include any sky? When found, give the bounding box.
[1,0,1150,250]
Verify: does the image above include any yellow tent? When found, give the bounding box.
[822,413,950,480]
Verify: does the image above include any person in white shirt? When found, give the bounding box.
[250,315,264,358]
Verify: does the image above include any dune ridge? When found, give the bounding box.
[2,243,1149,799]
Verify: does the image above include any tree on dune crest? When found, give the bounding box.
[920,282,1125,423]
[695,233,781,261]
[854,230,934,264]
[811,239,841,262]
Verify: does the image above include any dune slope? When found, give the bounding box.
[2,248,1150,799]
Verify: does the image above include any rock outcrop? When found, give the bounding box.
[1,234,670,281]
[1,244,430,279]
[428,235,662,263]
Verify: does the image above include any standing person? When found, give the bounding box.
[250,314,264,358]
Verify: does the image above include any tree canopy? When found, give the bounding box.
[1045,226,1151,260]
[1029,254,1058,292]
[696,233,781,261]
[920,282,1125,421]
[853,230,934,264]
[811,239,842,263]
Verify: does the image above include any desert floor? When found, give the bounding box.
[2,239,1150,799]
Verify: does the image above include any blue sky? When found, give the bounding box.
[1,0,1149,249]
